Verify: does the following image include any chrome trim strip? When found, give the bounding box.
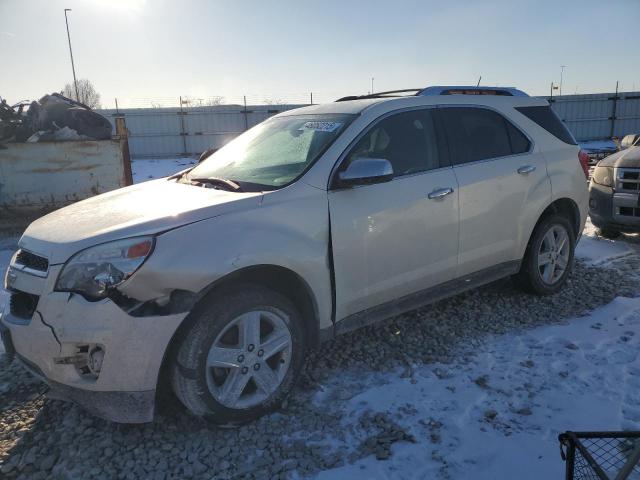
[10,262,48,278]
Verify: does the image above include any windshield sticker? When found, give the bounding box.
[299,121,342,132]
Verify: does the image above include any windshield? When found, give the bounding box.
[187,113,355,189]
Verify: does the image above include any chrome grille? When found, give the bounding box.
[616,168,640,194]
[13,249,49,275]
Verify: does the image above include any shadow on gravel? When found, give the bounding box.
[1,260,638,480]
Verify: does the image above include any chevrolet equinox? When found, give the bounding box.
[1,86,589,424]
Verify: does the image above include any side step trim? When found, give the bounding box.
[333,260,521,337]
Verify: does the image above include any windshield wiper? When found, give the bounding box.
[189,176,243,191]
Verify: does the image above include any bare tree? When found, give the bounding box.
[263,97,284,105]
[181,96,225,107]
[62,79,102,108]
[204,96,225,106]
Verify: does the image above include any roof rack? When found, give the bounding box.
[335,85,529,102]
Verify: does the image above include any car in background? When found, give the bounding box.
[589,144,640,238]
[619,133,640,150]
[582,141,618,166]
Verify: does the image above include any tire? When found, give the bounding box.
[516,214,576,295]
[596,227,621,239]
[169,284,305,425]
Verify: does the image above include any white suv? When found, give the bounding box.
[1,86,589,424]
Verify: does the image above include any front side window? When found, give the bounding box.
[188,113,355,189]
[440,107,529,165]
[343,109,442,177]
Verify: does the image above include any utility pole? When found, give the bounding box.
[371,77,374,94]
[477,76,482,87]
[559,65,566,96]
[64,8,79,102]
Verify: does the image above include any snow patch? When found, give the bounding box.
[576,235,634,266]
[314,296,640,480]
[578,217,640,266]
[131,158,196,184]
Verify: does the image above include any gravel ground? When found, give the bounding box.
[1,249,640,479]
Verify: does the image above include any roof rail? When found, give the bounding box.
[335,89,424,102]
[335,85,529,102]
[418,86,529,97]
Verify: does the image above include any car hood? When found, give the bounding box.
[19,178,263,264]
[598,146,640,168]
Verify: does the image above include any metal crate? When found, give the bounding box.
[559,431,640,480]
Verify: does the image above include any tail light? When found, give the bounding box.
[578,150,590,179]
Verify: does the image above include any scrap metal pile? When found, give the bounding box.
[0,93,112,143]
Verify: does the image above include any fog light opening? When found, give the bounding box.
[87,345,105,376]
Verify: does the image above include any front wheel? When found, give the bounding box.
[170,284,305,425]
[516,215,576,295]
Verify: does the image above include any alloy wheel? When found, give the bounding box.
[537,224,571,285]
[205,310,292,409]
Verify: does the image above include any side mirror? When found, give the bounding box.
[338,158,394,187]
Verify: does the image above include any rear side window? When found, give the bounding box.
[344,109,442,177]
[440,107,528,165]
[515,106,577,145]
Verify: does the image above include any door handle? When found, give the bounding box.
[517,165,536,175]
[428,187,454,200]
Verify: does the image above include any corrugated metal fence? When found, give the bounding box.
[98,91,640,159]
[98,104,305,159]
[544,91,640,142]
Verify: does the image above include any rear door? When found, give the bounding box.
[328,108,459,320]
[439,106,551,277]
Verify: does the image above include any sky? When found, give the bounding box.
[1,0,639,109]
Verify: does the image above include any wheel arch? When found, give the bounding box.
[154,264,321,408]
[521,197,581,261]
[538,197,581,238]
[193,264,321,348]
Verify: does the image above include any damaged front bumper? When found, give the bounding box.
[1,264,187,423]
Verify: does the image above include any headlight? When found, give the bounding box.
[55,236,154,299]
[591,165,614,187]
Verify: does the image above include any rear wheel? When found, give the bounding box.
[170,284,304,425]
[516,214,576,295]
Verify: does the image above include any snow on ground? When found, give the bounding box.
[577,236,635,266]
[578,217,640,266]
[314,295,640,480]
[131,157,196,183]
